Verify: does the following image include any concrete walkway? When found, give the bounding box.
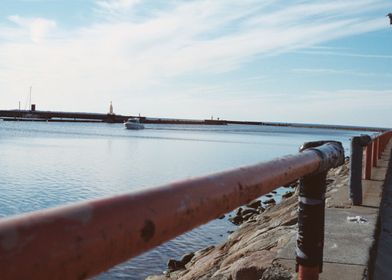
[372,145,392,279]
[277,142,392,279]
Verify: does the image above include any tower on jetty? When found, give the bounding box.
[109,101,114,115]
[105,101,117,123]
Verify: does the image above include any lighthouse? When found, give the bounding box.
[109,101,114,115]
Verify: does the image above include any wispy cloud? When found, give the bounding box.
[245,0,387,26]
[7,15,56,43]
[94,0,143,18]
[97,0,142,11]
[309,89,392,100]
[291,68,392,77]
[294,50,392,59]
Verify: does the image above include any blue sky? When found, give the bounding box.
[0,0,391,126]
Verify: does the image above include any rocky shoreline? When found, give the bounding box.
[147,160,350,280]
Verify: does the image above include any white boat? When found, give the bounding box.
[124,118,144,130]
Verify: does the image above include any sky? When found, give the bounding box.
[0,0,391,127]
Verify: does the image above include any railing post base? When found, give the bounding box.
[297,265,320,280]
[296,170,327,279]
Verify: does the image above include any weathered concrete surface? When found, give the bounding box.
[278,206,379,267]
[278,259,367,280]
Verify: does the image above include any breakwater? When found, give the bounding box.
[0,109,225,125]
[0,109,389,132]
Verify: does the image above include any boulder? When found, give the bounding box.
[282,191,294,199]
[230,251,275,280]
[181,252,195,266]
[167,259,184,272]
[246,199,261,209]
[229,215,243,225]
[167,252,195,272]
[241,208,258,216]
[242,213,254,221]
[264,198,276,205]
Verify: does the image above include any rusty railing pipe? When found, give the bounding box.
[0,142,344,280]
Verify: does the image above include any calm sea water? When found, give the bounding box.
[0,121,368,279]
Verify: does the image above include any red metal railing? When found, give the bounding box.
[363,131,392,180]
[349,132,392,206]
[0,142,344,280]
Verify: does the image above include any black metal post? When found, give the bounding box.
[296,141,344,278]
[297,171,327,274]
[349,135,371,206]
